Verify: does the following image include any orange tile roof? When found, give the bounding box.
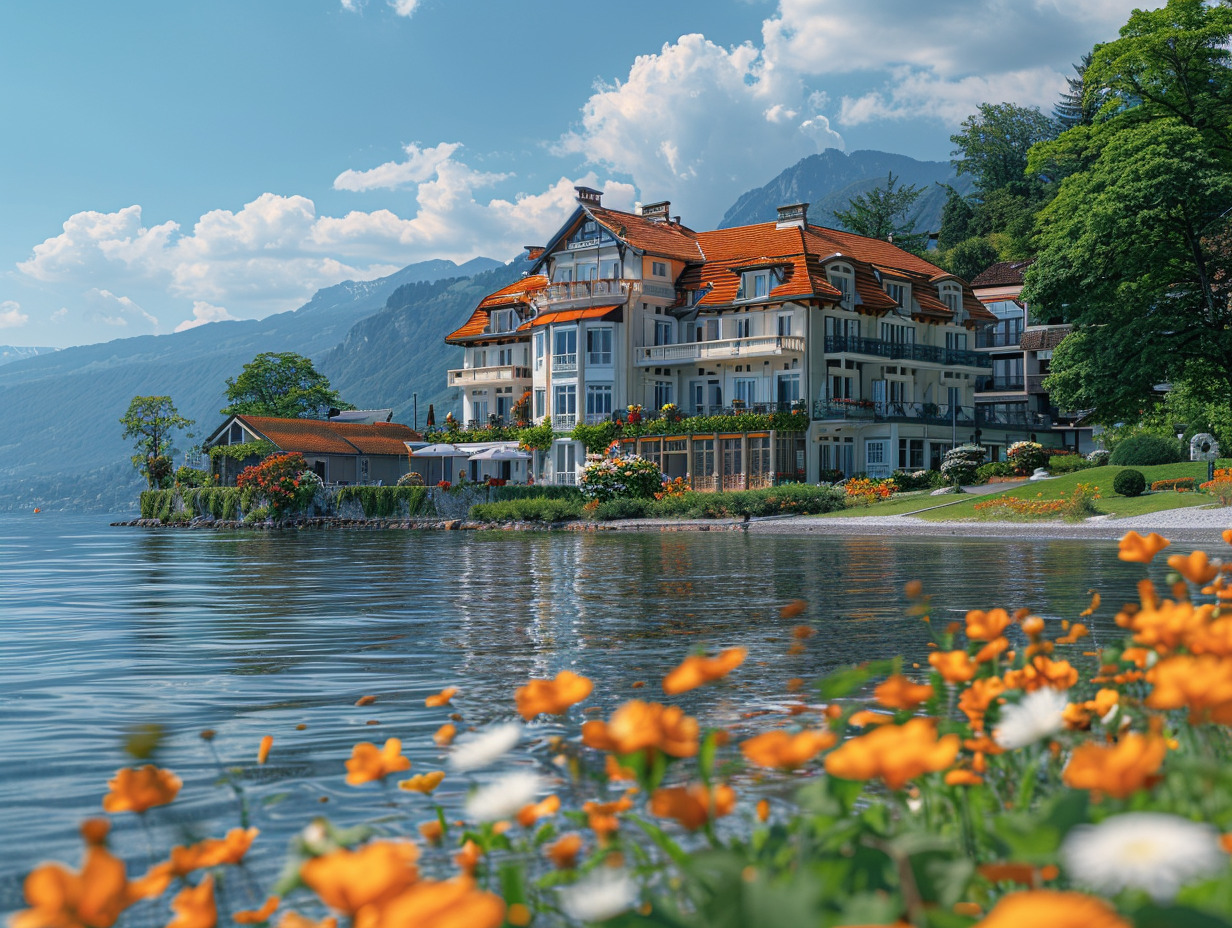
[588,207,704,263]
[236,417,420,456]
[446,275,547,343]
[517,305,623,331]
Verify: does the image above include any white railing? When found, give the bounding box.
[552,353,577,374]
[584,413,610,424]
[553,414,577,430]
[635,335,805,366]
[554,472,577,485]
[538,279,637,307]
[447,365,532,386]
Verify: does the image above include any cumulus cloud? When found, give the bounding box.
[557,33,842,229]
[389,0,418,16]
[50,308,69,322]
[174,301,238,333]
[334,142,466,192]
[0,301,28,329]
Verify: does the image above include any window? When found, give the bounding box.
[496,388,513,422]
[692,438,715,479]
[824,316,860,341]
[555,442,577,481]
[472,348,487,368]
[534,389,545,419]
[898,438,925,470]
[490,310,515,333]
[706,319,720,341]
[586,327,613,365]
[735,316,751,338]
[602,260,620,279]
[748,436,770,481]
[556,266,573,282]
[652,261,668,277]
[945,331,968,354]
[753,273,768,298]
[534,332,545,369]
[496,347,514,366]
[553,384,577,416]
[866,441,886,465]
[654,319,673,346]
[654,381,674,408]
[581,264,598,281]
[886,282,905,305]
[830,375,853,400]
[586,385,613,420]
[776,314,793,337]
[734,377,758,405]
[827,263,853,308]
[471,390,488,423]
[777,373,801,404]
[940,284,962,314]
[881,322,913,345]
[553,327,577,364]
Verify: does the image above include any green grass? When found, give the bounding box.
[815,491,960,518]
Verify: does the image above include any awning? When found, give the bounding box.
[517,304,623,331]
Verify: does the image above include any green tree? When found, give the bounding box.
[120,396,194,489]
[950,103,1058,193]
[831,173,927,253]
[222,352,353,419]
[1026,0,1232,424]
[941,237,1001,284]
[936,186,975,251]
[1053,52,1098,130]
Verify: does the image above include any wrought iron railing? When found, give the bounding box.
[824,335,991,368]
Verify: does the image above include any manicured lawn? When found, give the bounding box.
[813,491,962,518]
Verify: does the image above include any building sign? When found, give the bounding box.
[567,239,601,250]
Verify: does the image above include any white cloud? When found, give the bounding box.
[174,301,238,333]
[0,301,28,329]
[86,288,158,328]
[838,66,1070,126]
[334,142,465,192]
[50,308,69,322]
[340,0,360,9]
[389,0,418,16]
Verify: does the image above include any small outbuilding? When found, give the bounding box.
[204,415,421,486]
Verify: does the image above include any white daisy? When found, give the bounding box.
[1061,812,1225,901]
[993,687,1068,750]
[465,771,541,822]
[558,869,636,923]
[449,721,522,771]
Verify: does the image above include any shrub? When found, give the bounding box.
[818,468,846,484]
[490,485,584,503]
[1109,434,1184,467]
[890,469,943,491]
[1151,477,1197,493]
[236,453,316,517]
[336,485,427,519]
[1048,455,1096,474]
[975,461,1015,482]
[1007,441,1049,475]
[1112,468,1146,497]
[579,455,663,502]
[845,478,897,505]
[174,466,211,488]
[1201,469,1232,506]
[469,498,583,523]
[591,498,650,520]
[940,445,985,486]
[1086,449,1111,466]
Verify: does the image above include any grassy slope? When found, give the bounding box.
[820,462,1228,522]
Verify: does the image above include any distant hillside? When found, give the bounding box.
[321,259,533,427]
[0,256,503,512]
[720,149,974,233]
[0,346,57,367]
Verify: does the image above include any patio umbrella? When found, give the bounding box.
[408,443,465,485]
[425,404,435,428]
[467,447,532,461]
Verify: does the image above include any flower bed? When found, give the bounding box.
[20,530,1232,927]
[1150,477,1197,493]
[971,483,1100,521]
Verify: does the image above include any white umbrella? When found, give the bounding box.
[467,447,532,461]
[409,443,466,457]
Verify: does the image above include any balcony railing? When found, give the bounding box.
[976,376,1026,393]
[813,400,1051,428]
[975,330,1024,349]
[824,335,991,369]
[584,413,611,424]
[617,401,806,423]
[538,279,636,308]
[551,353,577,374]
[447,365,532,386]
[1027,374,1049,394]
[552,413,577,430]
[553,471,577,486]
[635,335,805,366]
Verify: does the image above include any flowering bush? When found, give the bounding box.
[974,483,1101,521]
[435,480,451,491]
[626,403,643,425]
[1201,469,1232,505]
[578,454,663,502]
[941,444,986,486]
[655,476,689,499]
[660,402,682,423]
[1007,440,1049,475]
[891,469,943,491]
[1151,477,1197,493]
[1086,448,1111,465]
[844,477,897,505]
[235,453,315,517]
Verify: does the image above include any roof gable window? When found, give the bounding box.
[489,309,516,334]
[737,268,780,301]
[939,282,962,316]
[827,263,854,310]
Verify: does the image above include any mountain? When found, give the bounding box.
[0,256,502,512]
[0,346,58,367]
[720,148,974,233]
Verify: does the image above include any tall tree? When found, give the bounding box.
[120,396,194,489]
[950,103,1058,193]
[1025,0,1232,423]
[222,352,353,419]
[1053,52,1098,130]
[831,173,927,253]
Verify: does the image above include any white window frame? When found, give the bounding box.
[776,313,793,337]
[651,260,668,277]
[827,263,854,309]
[585,384,613,420]
[534,331,545,369]
[553,384,577,415]
[735,316,752,339]
[586,326,613,366]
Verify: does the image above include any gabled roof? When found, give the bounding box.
[446,275,547,343]
[971,260,1033,288]
[210,416,421,457]
[516,305,623,331]
[689,224,842,306]
[587,206,704,263]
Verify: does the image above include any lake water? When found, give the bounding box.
[0,512,1187,913]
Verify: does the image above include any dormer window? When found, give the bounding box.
[827,263,854,309]
[652,261,668,277]
[738,269,775,300]
[489,309,515,334]
[886,282,905,306]
[753,273,768,298]
[939,282,962,315]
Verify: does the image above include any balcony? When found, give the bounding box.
[813,400,1051,428]
[552,413,577,430]
[553,472,577,486]
[1027,374,1049,395]
[551,353,578,375]
[447,365,532,387]
[824,335,991,369]
[538,279,637,308]
[975,330,1024,349]
[635,335,805,366]
[975,406,1053,428]
[976,376,1026,393]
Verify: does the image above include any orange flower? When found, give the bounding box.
[848,710,894,728]
[546,833,583,869]
[780,599,807,618]
[454,840,482,874]
[102,765,182,814]
[433,724,457,746]
[1118,531,1170,564]
[1079,591,1101,618]
[944,769,983,786]
[167,875,217,928]
[604,754,635,781]
[1127,599,1214,652]
[974,637,1010,663]
[978,863,1056,887]
[417,820,444,844]
[649,783,736,830]
[965,608,1011,641]
[1063,734,1167,799]
[516,794,561,828]
[582,797,633,839]
[1168,550,1219,585]
[300,841,419,915]
[1147,653,1232,723]
[976,890,1130,927]
[928,650,976,684]
[756,799,770,822]
[1224,529,1232,546]
[874,674,934,710]
[13,847,133,928]
[824,718,959,790]
[169,827,260,876]
[277,913,337,928]
[352,877,504,928]
[740,729,836,769]
[662,648,747,695]
[1055,623,1089,646]
[345,739,411,786]
[257,736,273,766]
[1003,656,1079,692]
[80,820,110,847]
[582,700,699,758]
[515,671,593,720]
[235,896,280,924]
[398,771,445,795]
[425,687,457,707]
[959,677,1006,731]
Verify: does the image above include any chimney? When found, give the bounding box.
[639,200,671,221]
[524,245,545,261]
[574,186,603,206]
[776,202,809,230]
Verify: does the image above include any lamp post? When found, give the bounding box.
[413,393,418,431]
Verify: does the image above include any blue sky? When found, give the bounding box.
[0,0,1155,347]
